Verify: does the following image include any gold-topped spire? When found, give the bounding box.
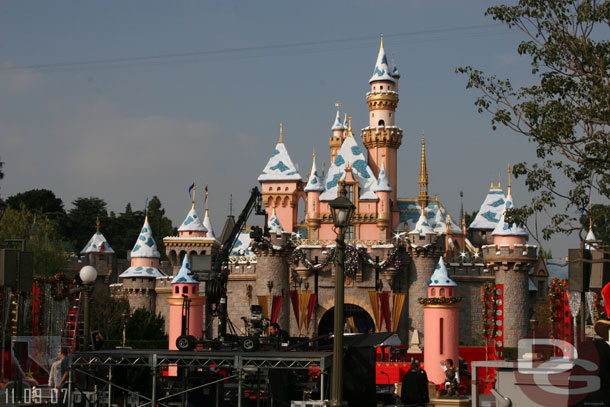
[507,164,512,195]
[347,116,353,137]
[446,213,452,234]
[312,148,316,160]
[96,216,100,233]
[335,101,341,111]
[418,131,429,208]
[192,182,196,209]
[462,215,467,235]
[380,34,384,49]
[205,185,209,211]
[279,123,283,144]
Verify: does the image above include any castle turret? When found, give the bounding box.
[407,208,444,337]
[484,165,536,348]
[168,256,205,353]
[119,214,166,311]
[258,123,304,232]
[202,186,216,239]
[304,150,324,240]
[329,105,347,164]
[361,36,402,204]
[177,198,207,239]
[374,160,392,240]
[80,217,117,286]
[423,257,461,384]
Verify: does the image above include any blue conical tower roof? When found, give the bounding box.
[369,37,395,84]
[257,129,302,182]
[172,255,198,284]
[469,184,506,230]
[203,209,216,239]
[428,257,457,287]
[267,208,284,234]
[373,161,392,192]
[131,217,161,258]
[304,152,325,192]
[331,109,346,130]
[178,207,207,233]
[492,191,528,237]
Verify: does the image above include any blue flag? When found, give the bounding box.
[188,182,195,198]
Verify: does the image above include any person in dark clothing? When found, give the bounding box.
[57,348,69,389]
[401,359,429,406]
[269,323,289,343]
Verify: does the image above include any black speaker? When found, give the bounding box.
[589,251,610,292]
[568,248,591,292]
[0,249,18,287]
[18,251,34,293]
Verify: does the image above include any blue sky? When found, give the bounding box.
[0,1,576,256]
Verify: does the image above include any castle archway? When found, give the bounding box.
[317,304,375,336]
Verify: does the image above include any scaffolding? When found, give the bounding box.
[67,349,332,407]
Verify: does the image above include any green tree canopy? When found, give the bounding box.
[125,308,166,341]
[103,204,145,258]
[89,292,130,341]
[6,189,68,237]
[146,196,177,260]
[0,205,68,276]
[458,0,610,244]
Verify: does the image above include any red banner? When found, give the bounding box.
[271,295,284,324]
[379,291,391,332]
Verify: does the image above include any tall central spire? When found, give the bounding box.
[418,131,429,208]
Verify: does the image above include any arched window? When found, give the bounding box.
[182,286,188,294]
[378,120,385,126]
[440,288,445,297]
[431,288,436,296]
[175,286,179,294]
[192,286,197,294]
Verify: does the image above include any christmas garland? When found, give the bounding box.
[481,282,498,339]
[289,248,336,271]
[594,292,606,322]
[418,296,462,305]
[34,273,71,301]
[548,278,568,323]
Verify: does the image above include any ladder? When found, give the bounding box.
[61,292,83,351]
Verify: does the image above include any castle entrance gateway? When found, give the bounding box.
[318,304,375,335]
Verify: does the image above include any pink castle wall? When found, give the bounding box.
[424,303,460,384]
[493,235,526,247]
[131,258,159,267]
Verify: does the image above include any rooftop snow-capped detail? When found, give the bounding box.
[373,161,392,192]
[172,255,199,284]
[80,232,115,255]
[428,257,457,287]
[469,185,506,230]
[389,51,400,79]
[319,134,378,201]
[258,127,302,182]
[305,151,325,192]
[409,208,435,235]
[203,210,216,239]
[331,108,346,130]
[131,218,161,259]
[230,231,254,257]
[492,171,528,237]
[178,208,207,233]
[369,36,395,84]
[119,266,165,279]
[268,208,285,234]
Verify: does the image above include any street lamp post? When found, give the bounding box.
[79,265,97,351]
[328,187,355,407]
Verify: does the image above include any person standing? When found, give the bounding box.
[401,359,429,406]
[440,359,459,396]
[56,348,70,389]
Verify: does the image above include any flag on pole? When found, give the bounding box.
[205,185,209,209]
[144,197,148,215]
[188,182,195,198]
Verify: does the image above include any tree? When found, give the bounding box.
[125,308,166,341]
[67,197,108,253]
[6,189,68,237]
[0,205,68,276]
[145,196,177,260]
[457,0,610,245]
[89,292,130,341]
[103,204,145,258]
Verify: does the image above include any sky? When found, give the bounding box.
[0,0,580,257]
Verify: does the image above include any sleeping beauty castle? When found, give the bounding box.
[103,37,543,351]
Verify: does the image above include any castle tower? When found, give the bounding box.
[119,215,166,311]
[444,213,465,255]
[252,214,291,331]
[423,257,461,384]
[167,256,205,351]
[304,150,324,240]
[484,166,536,348]
[329,104,347,164]
[407,208,443,337]
[374,160,392,240]
[164,187,219,276]
[80,217,117,286]
[361,36,403,203]
[258,124,304,232]
[417,133,429,209]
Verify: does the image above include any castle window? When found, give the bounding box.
[380,86,383,90]
[389,113,392,117]
[192,286,197,294]
[440,288,445,297]
[175,287,179,294]
[378,120,385,126]
[431,288,436,296]
[132,278,136,282]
